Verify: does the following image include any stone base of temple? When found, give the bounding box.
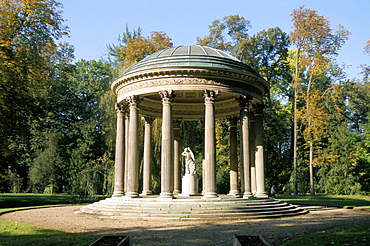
[75,195,307,221]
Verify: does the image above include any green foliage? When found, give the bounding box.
[29,130,66,193]
[197,15,250,55]
[0,0,72,192]
[239,27,292,97]
[215,119,231,193]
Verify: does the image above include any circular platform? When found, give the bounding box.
[75,195,307,221]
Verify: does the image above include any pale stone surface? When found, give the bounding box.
[112,103,125,197]
[180,174,199,196]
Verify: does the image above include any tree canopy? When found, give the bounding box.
[0,3,369,197]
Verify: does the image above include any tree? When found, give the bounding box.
[0,0,71,191]
[238,27,293,191]
[196,15,250,56]
[108,26,172,74]
[290,6,350,195]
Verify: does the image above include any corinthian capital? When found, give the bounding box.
[159,90,176,103]
[203,90,218,103]
[236,95,253,109]
[115,102,126,114]
[126,95,141,107]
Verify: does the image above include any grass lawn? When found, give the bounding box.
[277,194,370,210]
[281,220,370,246]
[0,220,93,246]
[278,194,370,245]
[0,193,106,209]
[0,193,104,246]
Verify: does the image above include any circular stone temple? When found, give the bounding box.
[75,45,306,220]
[111,45,268,120]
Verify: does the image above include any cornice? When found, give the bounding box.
[111,67,269,97]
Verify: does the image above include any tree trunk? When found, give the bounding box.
[309,141,315,195]
[293,89,298,196]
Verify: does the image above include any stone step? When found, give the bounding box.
[90,201,288,210]
[76,208,307,221]
[75,197,307,221]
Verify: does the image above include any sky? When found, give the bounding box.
[61,0,370,80]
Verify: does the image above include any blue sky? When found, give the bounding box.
[61,0,369,79]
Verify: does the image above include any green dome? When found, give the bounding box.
[122,45,258,76]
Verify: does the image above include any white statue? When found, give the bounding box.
[182,147,196,175]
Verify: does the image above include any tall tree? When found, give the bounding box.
[196,15,250,55]
[0,0,71,191]
[108,27,172,75]
[238,27,293,190]
[290,6,350,195]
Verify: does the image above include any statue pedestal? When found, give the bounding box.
[179,174,199,196]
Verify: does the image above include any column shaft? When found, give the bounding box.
[141,116,154,196]
[250,116,257,195]
[238,96,253,198]
[203,90,218,198]
[254,103,268,198]
[159,90,175,198]
[124,113,129,193]
[228,117,239,196]
[112,103,125,197]
[173,120,181,195]
[125,96,140,198]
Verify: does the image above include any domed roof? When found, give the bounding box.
[122,45,258,76]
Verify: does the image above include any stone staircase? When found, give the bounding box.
[75,196,307,221]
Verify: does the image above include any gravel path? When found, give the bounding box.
[1,205,369,245]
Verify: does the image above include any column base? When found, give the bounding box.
[227,190,240,196]
[243,191,253,199]
[158,192,174,199]
[112,191,124,197]
[140,190,153,196]
[125,192,139,198]
[202,192,219,199]
[173,189,181,195]
[256,191,268,198]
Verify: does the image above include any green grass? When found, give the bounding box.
[0,193,106,209]
[0,193,105,246]
[277,194,370,210]
[0,220,93,246]
[277,194,370,245]
[281,220,370,246]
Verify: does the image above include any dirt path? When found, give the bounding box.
[1,205,369,245]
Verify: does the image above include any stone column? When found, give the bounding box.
[112,102,125,197]
[173,120,182,195]
[254,102,268,198]
[125,96,140,198]
[203,90,218,198]
[141,116,155,196]
[249,113,257,195]
[159,90,175,198]
[228,116,239,196]
[239,96,253,198]
[124,112,130,193]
